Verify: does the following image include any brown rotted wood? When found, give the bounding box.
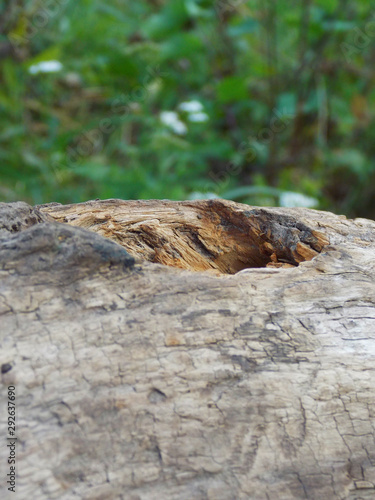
[38,199,330,273]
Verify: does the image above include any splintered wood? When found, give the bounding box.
[39,199,330,274]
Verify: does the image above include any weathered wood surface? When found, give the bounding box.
[1,199,375,500]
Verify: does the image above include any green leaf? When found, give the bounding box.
[142,1,188,40]
[330,149,367,178]
[26,45,62,67]
[74,162,111,182]
[216,76,248,103]
[107,55,139,78]
[161,33,204,60]
[228,18,259,37]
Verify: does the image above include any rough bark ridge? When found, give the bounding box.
[1,199,375,500]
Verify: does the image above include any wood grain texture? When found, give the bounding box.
[39,199,330,273]
[1,199,375,500]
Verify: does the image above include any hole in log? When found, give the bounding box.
[40,199,330,275]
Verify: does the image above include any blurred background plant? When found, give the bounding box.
[0,0,374,217]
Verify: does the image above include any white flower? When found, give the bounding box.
[171,120,188,135]
[279,191,318,208]
[29,60,63,75]
[188,112,209,123]
[160,111,187,135]
[178,100,204,113]
[160,111,179,125]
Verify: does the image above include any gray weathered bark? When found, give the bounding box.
[1,199,375,500]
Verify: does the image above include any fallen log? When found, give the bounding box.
[1,199,375,500]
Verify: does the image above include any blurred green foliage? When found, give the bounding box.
[0,0,375,217]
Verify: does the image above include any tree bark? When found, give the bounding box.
[1,199,375,500]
